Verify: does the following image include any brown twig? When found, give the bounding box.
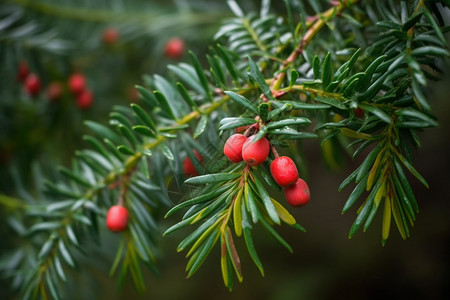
[270,0,359,93]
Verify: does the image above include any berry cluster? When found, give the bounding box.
[16,36,185,107]
[68,73,94,110]
[223,130,310,207]
[18,61,42,98]
[17,61,94,109]
[224,133,270,166]
[271,156,310,207]
[18,61,63,101]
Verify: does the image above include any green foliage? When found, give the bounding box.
[164,163,305,289]
[0,0,448,298]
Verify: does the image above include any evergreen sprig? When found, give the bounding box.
[165,163,306,290]
[0,0,448,298]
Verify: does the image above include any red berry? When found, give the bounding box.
[183,150,202,176]
[76,89,93,110]
[164,38,185,59]
[68,73,86,95]
[46,82,63,102]
[270,156,299,187]
[18,61,29,82]
[224,134,247,163]
[242,135,270,166]
[24,73,41,96]
[102,27,119,45]
[284,178,310,207]
[354,107,364,118]
[106,205,129,232]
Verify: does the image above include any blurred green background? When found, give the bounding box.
[1,0,449,299]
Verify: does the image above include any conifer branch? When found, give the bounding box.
[1,0,448,298]
[271,0,360,91]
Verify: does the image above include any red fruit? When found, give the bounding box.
[242,135,270,166]
[102,27,119,45]
[106,205,129,232]
[24,73,41,96]
[270,156,299,187]
[76,89,93,110]
[224,134,247,163]
[164,37,185,59]
[183,150,202,176]
[46,82,63,102]
[68,73,86,95]
[18,61,29,82]
[284,178,310,207]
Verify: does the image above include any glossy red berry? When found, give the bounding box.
[24,73,41,97]
[102,27,119,45]
[284,178,310,207]
[270,156,299,187]
[183,150,202,177]
[224,134,247,163]
[242,135,270,166]
[106,205,129,232]
[76,89,93,110]
[164,37,185,59]
[68,73,86,95]
[46,82,63,102]
[18,61,29,82]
